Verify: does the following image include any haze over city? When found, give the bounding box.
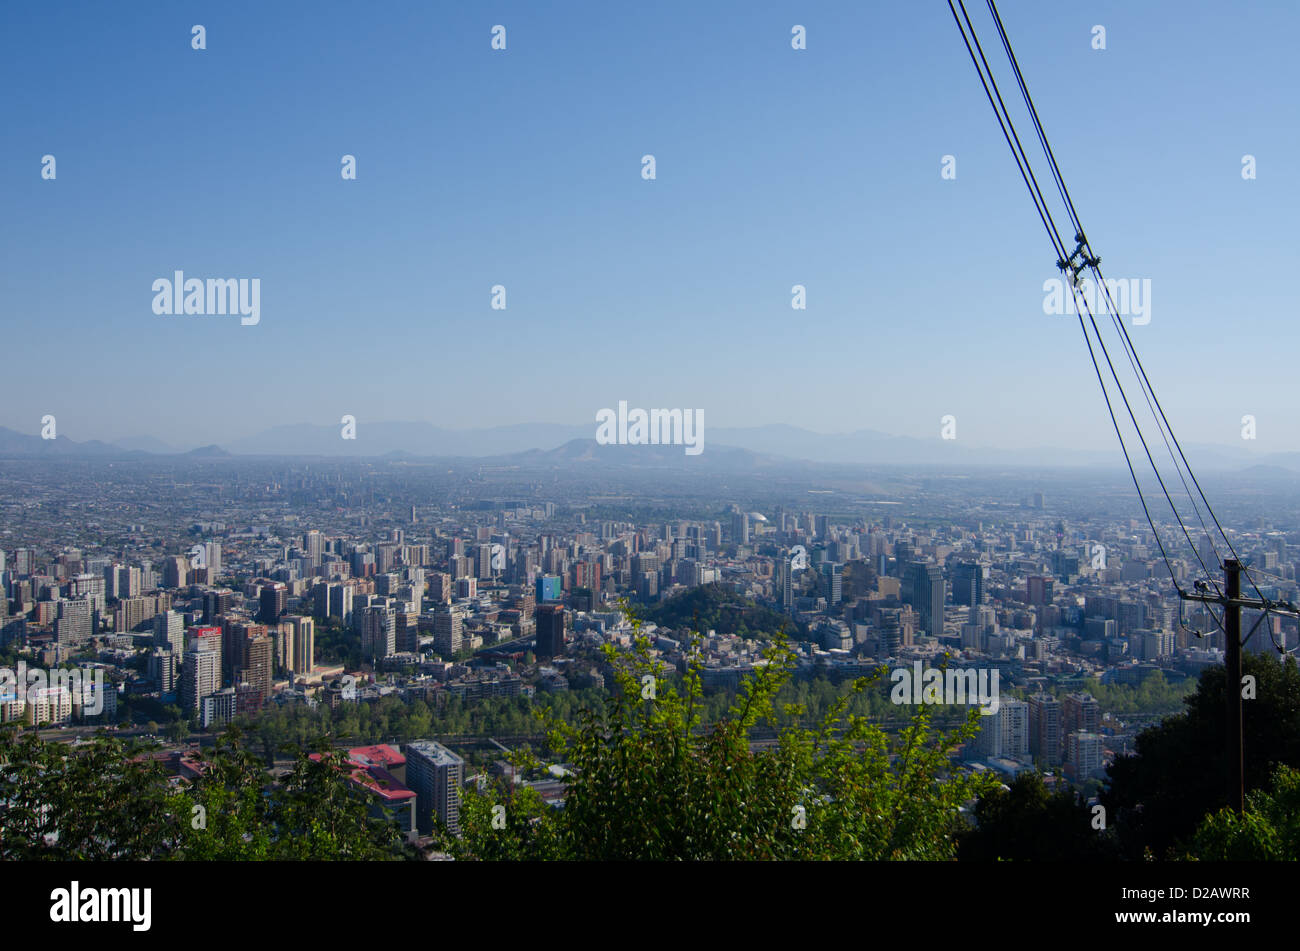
[0,0,1295,928]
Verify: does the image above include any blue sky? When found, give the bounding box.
[2,1,1297,452]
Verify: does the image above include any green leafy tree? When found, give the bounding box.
[957,771,1120,860]
[445,615,996,860]
[1102,653,1300,859]
[0,727,179,859]
[1191,764,1300,860]
[0,726,409,860]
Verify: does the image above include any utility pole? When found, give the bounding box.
[1180,559,1264,814]
[1222,560,1244,814]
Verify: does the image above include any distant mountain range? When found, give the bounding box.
[0,422,1293,473]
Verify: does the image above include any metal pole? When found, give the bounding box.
[1224,559,1244,813]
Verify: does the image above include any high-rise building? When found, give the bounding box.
[1028,693,1063,766]
[475,544,494,580]
[149,647,178,698]
[201,687,237,729]
[778,559,793,608]
[163,556,189,589]
[221,621,265,685]
[55,598,94,645]
[974,700,1027,759]
[878,608,902,657]
[406,740,465,836]
[433,606,463,657]
[153,610,185,654]
[289,615,314,674]
[1026,575,1053,606]
[115,595,162,634]
[535,604,565,659]
[731,512,750,546]
[904,562,945,637]
[376,543,400,575]
[351,550,375,578]
[304,530,324,564]
[822,562,843,606]
[536,575,562,603]
[427,572,451,605]
[181,643,222,715]
[361,604,397,660]
[114,565,141,600]
[239,633,274,701]
[203,588,235,625]
[1062,692,1101,737]
[949,562,988,607]
[276,621,295,675]
[328,583,354,624]
[259,582,287,624]
[999,699,1028,757]
[14,548,36,576]
[1066,731,1103,778]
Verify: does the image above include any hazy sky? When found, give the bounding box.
[3,1,1297,452]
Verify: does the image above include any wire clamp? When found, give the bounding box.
[1056,233,1100,287]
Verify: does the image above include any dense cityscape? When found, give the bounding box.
[1,450,1294,853]
[4,0,1292,931]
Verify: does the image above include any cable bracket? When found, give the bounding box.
[1056,232,1100,287]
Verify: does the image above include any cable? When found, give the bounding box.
[945,2,1065,261]
[985,0,1250,604]
[966,0,1300,649]
[951,0,1194,603]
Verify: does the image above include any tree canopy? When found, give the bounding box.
[441,624,997,860]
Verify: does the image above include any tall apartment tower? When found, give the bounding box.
[535,604,565,660]
[1026,575,1053,607]
[361,604,397,661]
[259,582,287,625]
[778,559,793,608]
[290,615,314,674]
[822,562,843,606]
[1062,692,1101,736]
[433,606,463,657]
[328,583,354,624]
[149,647,178,698]
[1066,731,1103,778]
[239,633,274,700]
[181,642,222,714]
[950,562,988,607]
[974,700,1027,759]
[304,530,324,566]
[905,562,945,638]
[204,542,222,575]
[406,740,465,836]
[999,699,1028,757]
[153,610,185,654]
[1028,693,1063,766]
[203,588,235,625]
